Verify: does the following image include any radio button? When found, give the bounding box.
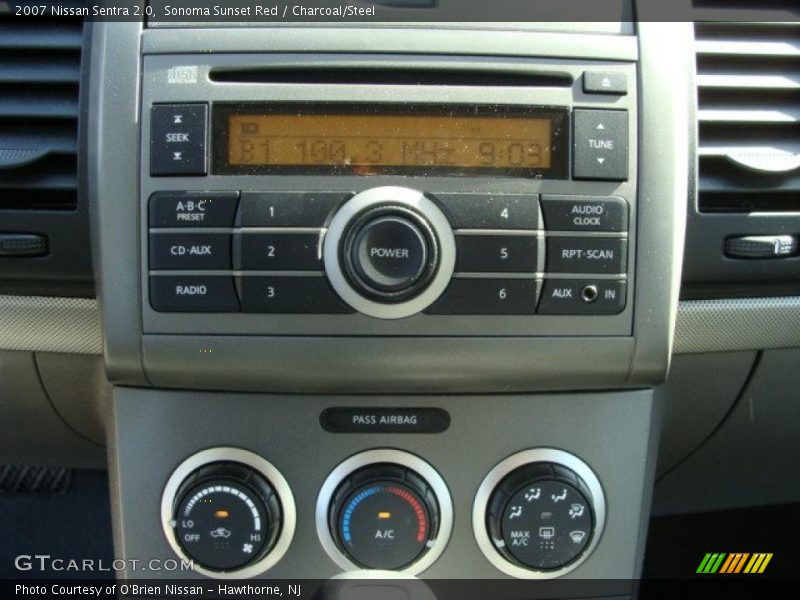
[455,234,538,273]
[433,193,539,230]
[238,232,322,271]
[149,233,231,270]
[150,276,238,312]
[240,192,350,227]
[573,109,628,181]
[425,278,539,315]
[546,237,627,274]
[541,195,627,232]
[150,104,207,176]
[537,279,626,315]
[149,191,239,228]
[239,276,354,313]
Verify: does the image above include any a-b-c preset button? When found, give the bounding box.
[149,233,231,270]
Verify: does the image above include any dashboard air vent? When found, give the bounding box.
[695,22,799,213]
[0,20,84,210]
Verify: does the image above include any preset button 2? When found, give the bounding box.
[238,232,322,271]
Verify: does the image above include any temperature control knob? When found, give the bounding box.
[328,464,440,570]
[486,462,595,571]
[172,462,282,572]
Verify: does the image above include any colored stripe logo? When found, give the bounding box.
[697,552,773,574]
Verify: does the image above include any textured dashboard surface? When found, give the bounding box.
[673,297,800,354]
[0,295,102,355]
[2,294,799,356]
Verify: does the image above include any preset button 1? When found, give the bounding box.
[240,192,351,227]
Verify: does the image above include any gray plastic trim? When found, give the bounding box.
[323,187,456,319]
[315,449,454,576]
[4,295,800,358]
[0,295,102,355]
[160,447,296,579]
[472,448,606,579]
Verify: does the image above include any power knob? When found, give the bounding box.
[323,187,456,319]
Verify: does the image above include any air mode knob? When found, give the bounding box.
[485,462,595,571]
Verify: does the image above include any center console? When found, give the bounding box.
[89,19,691,593]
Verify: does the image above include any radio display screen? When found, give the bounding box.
[212,104,568,178]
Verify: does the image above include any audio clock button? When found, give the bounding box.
[541,196,627,233]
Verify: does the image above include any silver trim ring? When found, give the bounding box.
[160,447,297,579]
[316,449,454,576]
[472,448,606,579]
[323,187,456,319]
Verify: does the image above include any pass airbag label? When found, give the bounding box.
[320,408,450,434]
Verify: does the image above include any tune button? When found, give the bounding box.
[342,206,438,302]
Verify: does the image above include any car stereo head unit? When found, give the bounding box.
[141,54,636,337]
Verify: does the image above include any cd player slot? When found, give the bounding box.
[209,66,573,88]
